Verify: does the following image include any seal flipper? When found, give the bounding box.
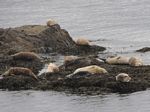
[66,73,74,78]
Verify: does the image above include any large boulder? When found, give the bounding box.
[0,24,106,55]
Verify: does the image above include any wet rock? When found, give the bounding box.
[136,47,150,53]
[75,45,106,55]
[0,24,106,55]
[0,28,4,36]
[10,59,43,74]
[107,81,148,93]
[0,55,150,94]
[42,57,150,94]
[0,56,12,74]
[0,75,38,90]
[61,57,104,71]
[38,25,76,53]
[0,54,43,75]
[38,71,70,81]
[14,25,48,35]
[0,28,41,55]
[0,67,39,90]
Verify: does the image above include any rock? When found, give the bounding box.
[61,57,104,71]
[0,54,43,75]
[38,25,76,53]
[14,25,48,35]
[75,45,106,55]
[0,67,39,90]
[10,59,43,74]
[0,75,38,90]
[36,57,150,94]
[0,28,42,55]
[0,28,4,36]
[0,24,106,55]
[0,56,150,94]
[136,47,150,53]
[107,81,148,93]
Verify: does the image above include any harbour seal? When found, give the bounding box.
[106,56,130,65]
[46,19,58,27]
[64,55,79,63]
[11,52,40,61]
[116,73,131,82]
[76,38,90,46]
[1,67,38,80]
[129,57,143,66]
[66,65,108,78]
[47,63,59,73]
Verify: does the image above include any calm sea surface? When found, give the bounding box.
[0,0,150,112]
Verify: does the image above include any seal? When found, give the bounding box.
[2,67,38,80]
[11,52,41,61]
[76,38,90,46]
[66,65,108,78]
[47,63,59,73]
[106,56,130,65]
[116,73,131,82]
[129,57,143,66]
[64,55,79,64]
[46,19,58,27]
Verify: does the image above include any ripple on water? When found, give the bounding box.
[0,90,150,112]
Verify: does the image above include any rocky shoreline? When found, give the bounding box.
[0,23,150,95]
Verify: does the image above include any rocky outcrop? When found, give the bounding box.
[37,59,150,94]
[0,23,149,95]
[1,57,149,94]
[0,75,38,90]
[0,24,106,55]
[0,53,43,75]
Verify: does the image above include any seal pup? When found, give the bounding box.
[46,63,59,73]
[46,19,58,27]
[76,38,90,46]
[1,67,38,80]
[116,73,131,82]
[66,65,108,78]
[129,57,143,66]
[11,52,40,61]
[106,56,130,65]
